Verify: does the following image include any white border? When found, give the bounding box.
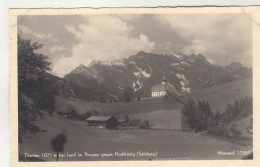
[2,1,260,167]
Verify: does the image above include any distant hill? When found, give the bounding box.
[179,78,252,112]
[47,73,118,102]
[64,51,251,100]
[228,115,252,137]
[54,78,252,130]
[223,62,252,80]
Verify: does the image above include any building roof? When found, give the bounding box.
[86,116,114,121]
[151,82,177,93]
[151,84,166,92]
[165,83,178,93]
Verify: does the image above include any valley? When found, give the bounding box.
[19,78,253,161]
[54,77,252,129]
[19,111,252,161]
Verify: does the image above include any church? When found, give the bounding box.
[151,76,177,98]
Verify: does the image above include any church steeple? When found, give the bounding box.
[162,75,166,85]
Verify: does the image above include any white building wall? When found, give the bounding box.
[152,91,166,97]
[160,91,166,96]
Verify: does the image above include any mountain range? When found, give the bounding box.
[50,51,252,101]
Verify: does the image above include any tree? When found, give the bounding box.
[51,131,68,161]
[206,126,227,137]
[18,35,51,91]
[124,114,129,123]
[18,35,54,142]
[67,107,79,120]
[181,99,215,132]
[181,99,196,130]
[231,128,242,139]
[214,109,221,125]
[123,87,134,102]
[139,120,151,129]
[137,93,141,101]
[99,97,106,103]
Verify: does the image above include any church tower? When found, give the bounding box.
[162,75,166,85]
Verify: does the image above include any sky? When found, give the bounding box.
[18,14,252,77]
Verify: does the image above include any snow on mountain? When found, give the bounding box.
[172,54,183,60]
[171,63,180,66]
[132,80,143,92]
[176,74,191,93]
[64,51,251,99]
[180,62,191,67]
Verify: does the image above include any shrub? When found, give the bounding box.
[123,87,134,102]
[207,126,228,137]
[182,99,215,132]
[130,119,141,127]
[51,131,67,161]
[230,128,242,139]
[139,120,151,129]
[129,119,151,129]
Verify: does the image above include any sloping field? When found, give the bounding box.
[128,109,182,129]
[55,96,183,115]
[179,78,252,112]
[54,78,252,130]
[229,115,253,137]
[19,112,252,161]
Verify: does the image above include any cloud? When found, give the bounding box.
[18,25,32,34]
[50,45,66,55]
[18,14,252,77]
[129,15,191,54]
[53,15,155,77]
[156,14,252,67]
[18,25,60,42]
[18,25,71,76]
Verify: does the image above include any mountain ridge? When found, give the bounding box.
[62,51,251,100]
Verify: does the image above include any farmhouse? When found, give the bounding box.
[116,116,129,127]
[151,76,177,98]
[86,116,118,129]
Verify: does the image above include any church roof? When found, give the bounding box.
[151,84,166,92]
[151,82,177,93]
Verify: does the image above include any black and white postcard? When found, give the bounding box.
[9,7,260,167]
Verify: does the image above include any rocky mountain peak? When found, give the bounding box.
[70,64,88,74]
[63,51,251,99]
[225,62,243,72]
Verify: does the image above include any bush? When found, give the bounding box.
[182,99,215,132]
[207,126,228,137]
[230,128,242,139]
[139,120,151,129]
[50,131,67,161]
[129,119,151,129]
[130,119,141,127]
[123,87,134,102]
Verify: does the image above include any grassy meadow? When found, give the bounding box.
[179,78,252,112]
[19,111,252,161]
[54,95,183,116]
[19,78,253,161]
[54,78,252,130]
